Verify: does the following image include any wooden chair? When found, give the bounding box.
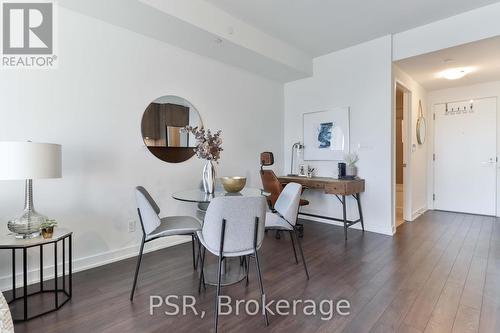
[259,152,308,237]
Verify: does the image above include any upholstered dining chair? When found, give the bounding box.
[260,151,308,237]
[197,178,224,219]
[265,182,310,279]
[130,186,202,301]
[0,292,14,333]
[197,196,268,333]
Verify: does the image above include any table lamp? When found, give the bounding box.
[0,142,62,238]
[288,142,304,176]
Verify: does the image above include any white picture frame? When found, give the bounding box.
[303,108,350,161]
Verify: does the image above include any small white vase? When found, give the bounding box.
[346,165,357,177]
[202,160,216,194]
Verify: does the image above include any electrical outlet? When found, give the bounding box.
[128,220,136,233]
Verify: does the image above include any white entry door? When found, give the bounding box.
[434,97,497,215]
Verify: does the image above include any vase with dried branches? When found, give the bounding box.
[183,126,223,193]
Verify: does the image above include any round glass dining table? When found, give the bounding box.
[172,188,269,204]
[172,187,269,286]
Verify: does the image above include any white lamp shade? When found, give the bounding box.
[0,142,62,180]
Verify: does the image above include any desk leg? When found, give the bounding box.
[342,195,347,241]
[356,193,365,231]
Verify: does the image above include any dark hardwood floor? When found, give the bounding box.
[12,211,500,333]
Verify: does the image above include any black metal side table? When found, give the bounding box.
[0,229,72,322]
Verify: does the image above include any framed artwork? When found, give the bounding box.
[298,164,308,177]
[303,108,350,161]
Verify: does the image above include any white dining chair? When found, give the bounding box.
[265,182,309,279]
[130,186,202,301]
[197,196,268,333]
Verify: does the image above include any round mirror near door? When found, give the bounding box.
[416,100,426,145]
[141,95,202,163]
[416,117,427,145]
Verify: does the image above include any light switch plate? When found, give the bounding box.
[128,220,137,233]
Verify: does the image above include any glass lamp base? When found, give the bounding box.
[8,210,46,239]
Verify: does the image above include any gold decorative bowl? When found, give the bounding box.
[221,176,247,193]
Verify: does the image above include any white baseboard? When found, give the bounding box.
[298,213,394,236]
[0,235,191,292]
[411,207,428,221]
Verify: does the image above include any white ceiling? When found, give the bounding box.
[205,0,500,56]
[396,36,500,91]
[59,0,312,82]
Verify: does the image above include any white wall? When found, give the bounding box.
[284,36,394,235]
[392,3,500,221]
[427,81,500,213]
[0,8,284,290]
[393,66,429,221]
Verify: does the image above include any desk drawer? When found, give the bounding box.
[309,182,325,189]
[325,183,347,194]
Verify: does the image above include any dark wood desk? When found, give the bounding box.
[278,176,365,240]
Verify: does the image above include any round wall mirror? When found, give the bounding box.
[416,117,426,145]
[141,95,202,163]
[416,100,426,145]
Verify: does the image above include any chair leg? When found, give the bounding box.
[294,229,310,280]
[198,247,206,293]
[245,255,250,286]
[130,236,146,301]
[254,249,269,326]
[195,236,202,270]
[214,255,223,333]
[356,193,365,232]
[296,210,304,238]
[289,231,299,264]
[191,234,197,270]
[297,224,304,238]
[214,219,227,333]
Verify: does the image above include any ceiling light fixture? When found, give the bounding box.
[439,67,474,80]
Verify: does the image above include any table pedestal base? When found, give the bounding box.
[203,257,246,286]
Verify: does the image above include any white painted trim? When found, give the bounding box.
[402,83,413,221]
[0,236,190,292]
[411,207,428,221]
[393,79,413,228]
